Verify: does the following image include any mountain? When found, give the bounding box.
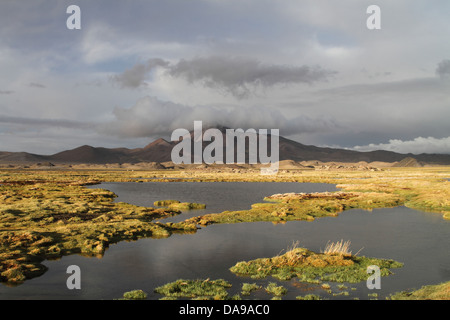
[127,138,175,163]
[277,136,414,163]
[0,151,47,163]
[50,145,132,164]
[1,129,449,166]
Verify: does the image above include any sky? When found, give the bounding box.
[0,0,449,155]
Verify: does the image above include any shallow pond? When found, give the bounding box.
[92,181,339,223]
[1,182,449,300]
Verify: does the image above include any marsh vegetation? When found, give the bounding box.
[154,278,233,300]
[229,240,403,283]
[0,167,448,299]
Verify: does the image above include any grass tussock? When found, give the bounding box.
[322,240,353,256]
[230,242,403,284]
[265,282,287,296]
[241,283,261,296]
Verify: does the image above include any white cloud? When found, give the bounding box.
[352,136,450,154]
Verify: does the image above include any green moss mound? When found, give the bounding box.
[153,199,206,210]
[168,202,206,210]
[241,283,261,296]
[154,200,180,206]
[389,281,450,300]
[154,279,231,300]
[230,247,403,284]
[123,289,148,300]
[265,282,287,296]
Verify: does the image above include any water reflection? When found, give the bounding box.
[1,182,448,300]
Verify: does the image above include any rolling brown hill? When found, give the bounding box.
[50,145,132,164]
[126,138,175,163]
[1,128,449,166]
[0,151,47,163]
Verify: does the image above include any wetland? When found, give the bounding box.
[0,167,449,300]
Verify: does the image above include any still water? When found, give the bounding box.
[1,182,449,300]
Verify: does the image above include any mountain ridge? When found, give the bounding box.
[1,130,449,166]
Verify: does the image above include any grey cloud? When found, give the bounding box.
[436,59,450,79]
[110,58,169,88]
[0,115,94,130]
[1,1,449,155]
[112,56,336,98]
[167,56,336,99]
[99,96,336,138]
[29,82,46,88]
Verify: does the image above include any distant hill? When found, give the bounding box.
[0,151,47,163]
[50,145,132,164]
[392,157,424,167]
[126,138,175,163]
[1,128,449,166]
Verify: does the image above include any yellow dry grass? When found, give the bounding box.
[322,240,353,256]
